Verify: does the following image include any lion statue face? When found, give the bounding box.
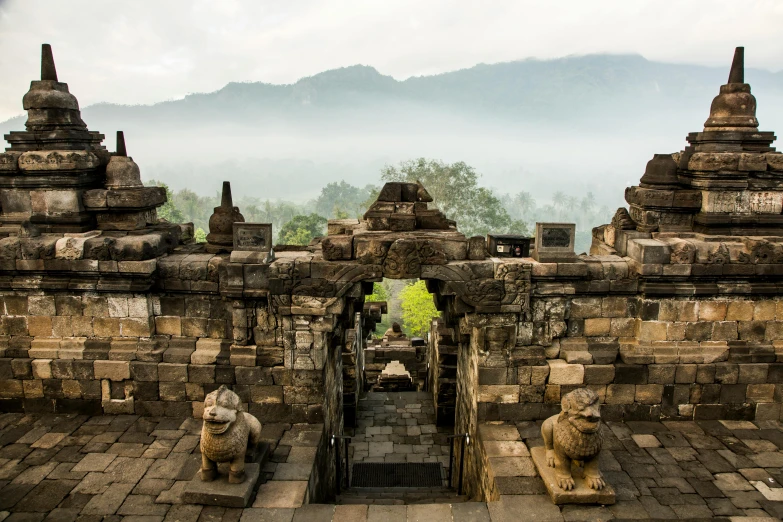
[203,385,242,435]
[560,388,601,434]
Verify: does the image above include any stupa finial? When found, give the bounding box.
[220,181,233,208]
[116,131,127,157]
[41,44,58,82]
[728,46,744,84]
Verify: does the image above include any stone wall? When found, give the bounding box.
[475,291,783,425]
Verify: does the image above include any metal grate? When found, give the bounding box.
[351,462,443,488]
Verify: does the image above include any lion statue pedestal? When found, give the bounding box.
[181,386,265,508]
[531,388,616,505]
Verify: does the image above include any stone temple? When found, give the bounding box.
[0,45,782,520]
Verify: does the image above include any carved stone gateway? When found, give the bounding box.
[531,388,615,505]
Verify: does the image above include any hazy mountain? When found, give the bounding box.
[2,54,782,204]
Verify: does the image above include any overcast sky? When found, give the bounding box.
[1,0,783,122]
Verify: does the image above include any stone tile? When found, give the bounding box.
[11,463,58,485]
[13,479,78,512]
[271,463,311,481]
[560,505,614,521]
[238,508,295,522]
[72,454,116,473]
[715,472,755,492]
[30,433,66,449]
[366,505,405,522]
[483,441,530,458]
[117,495,170,516]
[451,502,490,522]
[487,495,563,522]
[252,481,307,509]
[164,505,203,522]
[291,504,334,522]
[406,504,451,522]
[631,434,661,448]
[81,482,134,515]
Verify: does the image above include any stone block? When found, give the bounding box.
[700,301,727,321]
[547,360,584,385]
[94,360,130,381]
[627,239,670,264]
[530,446,616,505]
[478,385,520,403]
[583,318,610,337]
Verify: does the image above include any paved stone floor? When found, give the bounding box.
[347,391,451,473]
[0,409,782,520]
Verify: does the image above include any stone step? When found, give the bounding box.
[336,486,468,505]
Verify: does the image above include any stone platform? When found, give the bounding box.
[530,446,616,505]
[0,413,782,520]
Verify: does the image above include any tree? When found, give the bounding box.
[313,181,375,219]
[147,180,185,223]
[194,228,207,243]
[381,158,525,238]
[399,280,439,337]
[279,214,328,245]
[365,282,389,303]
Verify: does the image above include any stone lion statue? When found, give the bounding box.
[200,385,262,484]
[541,388,604,491]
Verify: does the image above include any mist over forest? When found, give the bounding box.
[3,53,783,252]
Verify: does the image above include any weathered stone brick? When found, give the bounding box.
[614,364,647,384]
[94,360,130,381]
[27,316,53,337]
[639,321,667,341]
[51,316,73,337]
[696,364,716,383]
[601,297,628,318]
[675,364,697,384]
[93,318,121,337]
[568,298,602,319]
[159,382,186,401]
[158,363,188,382]
[606,384,635,404]
[726,301,754,321]
[107,297,129,317]
[649,364,676,384]
[700,301,727,321]
[685,322,712,342]
[667,323,686,341]
[610,318,636,337]
[584,365,614,384]
[120,317,152,337]
[530,365,550,385]
[55,295,83,316]
[754,301,776,321]
[154,316,181,336]
[32,359,53,379]
[636,384,664,404]
[746,383,775,402]
[715,363,738,384]
[82,296,109,317]
[738,363,768,383]
[251,385,283,404]
[181,318,209,337]
[71,316,94,337]
[188,364,215,384]
[544,384,560,403]
[547,360,584,385]
[711,322,738,341]
[130,361,158,382]
[28,295,56,316]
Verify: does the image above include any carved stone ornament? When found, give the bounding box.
[200,386,262,484]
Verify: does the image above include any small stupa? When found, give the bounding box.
[205,181,244,253]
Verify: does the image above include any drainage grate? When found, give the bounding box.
[351,462,443,488]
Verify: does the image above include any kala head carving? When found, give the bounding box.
[200,385,262,484]
[541,388,604,491]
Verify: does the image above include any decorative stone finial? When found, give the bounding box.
[728,46,744,84]
[704,46,758,130]
[639,154,679,187]
[206,181,245,252]
[116,131,127,157]
[41,44,58,82]
[105,131,142,188]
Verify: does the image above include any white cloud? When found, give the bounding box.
[1,0,782,121]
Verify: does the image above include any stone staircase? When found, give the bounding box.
[336,486,469,505]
